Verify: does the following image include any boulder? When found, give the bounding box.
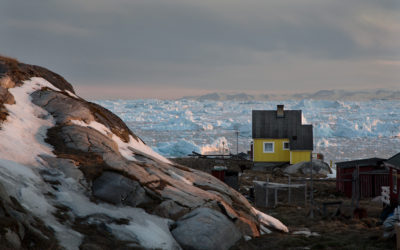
[92,171,153,207]
[172,208,242,250]
[284,159,332,176]
[153,200,189,220]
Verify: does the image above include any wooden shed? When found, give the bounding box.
[336,158,388,198]
[384,153,400,205]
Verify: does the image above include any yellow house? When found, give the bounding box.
[252,105,313,165]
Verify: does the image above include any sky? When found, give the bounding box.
[1,0,399,99]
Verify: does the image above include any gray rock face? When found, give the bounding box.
[154,200,189,220]
[31,88,138,143]
[40,155,85,182]
[61,125,120,154]
[92,171,152,207]
[172,208,242,250]
[31,90,94,124]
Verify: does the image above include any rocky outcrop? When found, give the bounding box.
[0,56,287,250]
[172,208,242,250]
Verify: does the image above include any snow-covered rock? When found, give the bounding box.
[0,56,287,249]
[284,159,332,176]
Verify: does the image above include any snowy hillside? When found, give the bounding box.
[95,99,400,163]
[0,56,288,249]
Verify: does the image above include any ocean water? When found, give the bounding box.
[94,99,400,164]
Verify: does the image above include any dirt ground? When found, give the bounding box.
[172,157,397,250]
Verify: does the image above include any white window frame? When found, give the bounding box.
[283,142,290,150]
[263,142,274,153]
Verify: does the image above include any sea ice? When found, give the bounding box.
[95,99,400,164]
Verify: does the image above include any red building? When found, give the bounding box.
[336,158,388,198]
[384,153,400,205]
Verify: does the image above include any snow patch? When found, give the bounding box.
[65,90,79,99]
[292,230,320,237]
[167,169,193,185]
[251,208,289,233]
[327,167,336,179]
[0,77,59,165]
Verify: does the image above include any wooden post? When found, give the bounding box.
[356,165,361,208]
[265,177,269,207]
[236,130,239,155]
[288,175,292,204]
[309,153,314,218]
[305,180,308,207]
[351,170,355,209]
[396,223,400,250]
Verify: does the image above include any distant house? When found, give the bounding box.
[336,158,388,198]
[384,153,400,205]
[252,105,313,165]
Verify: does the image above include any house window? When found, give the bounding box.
[283,142,290,150]
[263,142,274,153]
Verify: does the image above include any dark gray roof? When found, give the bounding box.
[336,157,386,168]
[290,125,313,150]
[385,153,400,168]
[252,110,313,150]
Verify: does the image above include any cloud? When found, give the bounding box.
[6,19,92,37]
[0,0,399,98]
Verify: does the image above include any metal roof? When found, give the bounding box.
[385,153,400,168]
[336,157,386,168]
[252,109,313,150]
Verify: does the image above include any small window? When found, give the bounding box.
[283,142,290,150]
[263,142,274,153]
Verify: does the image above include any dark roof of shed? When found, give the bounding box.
[336,157,386,168]
[385,153,400,168]
[252,110,313,150]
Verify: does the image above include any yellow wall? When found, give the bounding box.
[253,139,290,162]
[290,151,311,164]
